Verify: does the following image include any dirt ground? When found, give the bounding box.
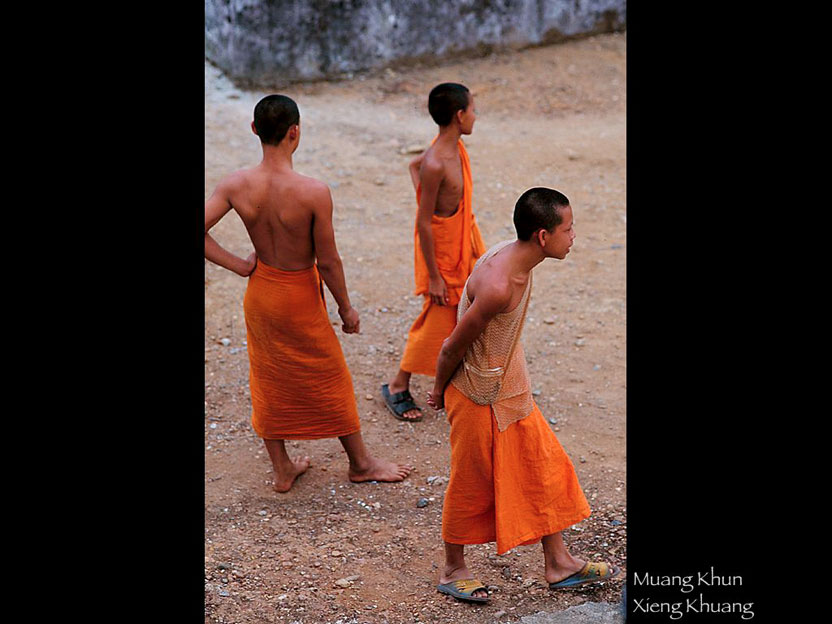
[204,32,626,624]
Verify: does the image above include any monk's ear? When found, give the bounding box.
[251,121,258,136]
[536,228,547,248]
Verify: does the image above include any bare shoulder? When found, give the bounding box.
[290,172,330,204]
[469,270,513,314]
[214,167,253,195]
[420,148,445,178]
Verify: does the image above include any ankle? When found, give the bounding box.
[443,561,467,576]
[348,455,373,473]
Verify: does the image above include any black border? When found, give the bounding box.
[627,4,786,622]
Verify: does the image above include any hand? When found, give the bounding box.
[428,275,449,306]
[239,252,257,277]
[426,388,444,410]
[339,306,360,334]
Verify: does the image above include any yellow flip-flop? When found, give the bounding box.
[437,578,490,603]
[549,561,620,589]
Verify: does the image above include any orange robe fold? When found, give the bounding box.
[441,383,591,555]
[401,139,486,376]
[243,262,361,440]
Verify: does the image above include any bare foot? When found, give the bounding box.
[348,456,413,483]
[273,456,311,493]
[440,565,489,599]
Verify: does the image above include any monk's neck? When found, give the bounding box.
[260,143,294,171]
[507,240,546,275]
[435,125,462,148]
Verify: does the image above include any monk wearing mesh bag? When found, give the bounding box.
[426,188,620,603]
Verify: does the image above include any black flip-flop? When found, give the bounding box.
[381,383,423,422]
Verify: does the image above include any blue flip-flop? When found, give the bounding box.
[549,561,620,589]
[437,578,490,603]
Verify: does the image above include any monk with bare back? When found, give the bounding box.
[205,94,412,492]
[381,83,486,422]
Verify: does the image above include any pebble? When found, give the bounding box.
[548,417,558,425]
[611,519,622,526]
[257,510,268,516]
[575,338,586,346]
[220,338,231,346]
[365,394,373,400]
[416,497,429,508]
[334,578,351,588]
[593,364,601,370]
[543,318,556,324]
[532,389,542,396]
[580,456,587,463]
[494,609,507,618]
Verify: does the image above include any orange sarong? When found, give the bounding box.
[401,139,486,376]
[243,262,361,440]
[441,383,591,554]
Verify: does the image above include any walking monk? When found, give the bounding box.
[205,95,412,492]
[426,188,620,602]
[381,83,486,422]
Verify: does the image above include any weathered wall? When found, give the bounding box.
[205,0,626,87]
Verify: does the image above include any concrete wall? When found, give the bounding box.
[205,0,626,87]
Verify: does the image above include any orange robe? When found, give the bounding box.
[400,139,486,376]
[243,261,361,440]
[441,383,591,555]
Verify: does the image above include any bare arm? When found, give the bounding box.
[205,177,256,277]
[408,153,424,193]
[311,185,360,334]
[427,283,511,409]
[416,158,449,305]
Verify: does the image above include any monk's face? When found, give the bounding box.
[541,205,576,259]
[458,94,476,135]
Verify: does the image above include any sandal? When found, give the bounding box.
[381,383,423,422]
[437,578,490,603]
[549,561,620,589]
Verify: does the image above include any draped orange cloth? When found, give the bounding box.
[401,138,486,376]
[441,383,591,555]
[243,262,361,440]
[412,139,485,306]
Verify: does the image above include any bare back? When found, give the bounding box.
[222,165,327,270]
[421,143,464,218]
